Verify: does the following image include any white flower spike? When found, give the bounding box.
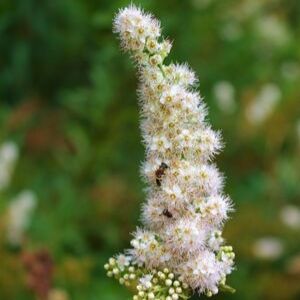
[106,5,236,298]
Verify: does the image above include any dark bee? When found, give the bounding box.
[162,208,173,218]
[155,162,168,186]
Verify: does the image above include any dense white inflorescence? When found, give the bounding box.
[106,5,235,298]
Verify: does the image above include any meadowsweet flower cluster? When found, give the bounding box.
[106,5,235,298]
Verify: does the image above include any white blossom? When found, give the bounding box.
[116,254,131,271]
[129,229,171,268]
[150,135,171,152]
[198,195,232,225]
[178,250,221,293]
[165,218,207,255]
[163,184,184,203]
[108,5,235,297]
[139,274,153,289]
[113,5,161,53]
[208,230,224,251]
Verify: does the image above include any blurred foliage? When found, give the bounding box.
[0,0,300,299]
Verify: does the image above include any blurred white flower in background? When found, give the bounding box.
[213,81,236,114]
[255,15,291,48]
[252,237,284,260]
[246,83,281,124]
[280,205,300,230]
[0,141,19,191]
[7,190,37,246]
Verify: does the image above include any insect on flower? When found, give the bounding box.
[155,162,169,186]
[162,208,173,218]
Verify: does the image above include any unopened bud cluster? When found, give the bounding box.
[105,256,191,299]
[104,257,137,287]
[105,5,236,298]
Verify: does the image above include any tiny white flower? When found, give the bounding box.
[150,135,171,152]
[139,274,153,289]
[116,254,131,270]
[165,219,206,255]
[160,39,172,57]
[208,230,224,251]
[163,185,183,202]
[149,54,163,66]
[146,38,159,53]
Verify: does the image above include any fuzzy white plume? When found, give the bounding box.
[107,5,236,297]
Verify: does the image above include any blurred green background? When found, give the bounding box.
[1,0,300,299]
